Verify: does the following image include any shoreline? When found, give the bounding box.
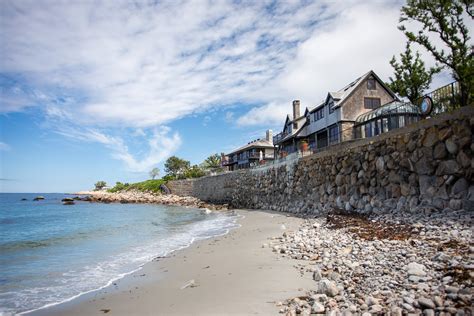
[21,213,240,316]
[17,204,472,315]
[73,190,229,211]
[27,210,312,316]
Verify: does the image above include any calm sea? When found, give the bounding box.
[0,193,239,315]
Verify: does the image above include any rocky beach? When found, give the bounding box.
[75,190,229,211]
[272,207,473,315]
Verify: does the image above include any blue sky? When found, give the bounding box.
[0,0,461,192]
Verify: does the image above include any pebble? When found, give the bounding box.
[275,208,473,315]
[311,302,325,313]
[418,297,435,309]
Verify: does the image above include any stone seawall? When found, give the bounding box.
[166,179,195,197]
[170,107,474,215]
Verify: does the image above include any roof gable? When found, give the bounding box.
[337,70,398,107]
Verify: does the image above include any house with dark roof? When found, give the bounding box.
[222,130,275,170]
[273,70,399,153]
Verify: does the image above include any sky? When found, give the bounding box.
[0,0,466,193]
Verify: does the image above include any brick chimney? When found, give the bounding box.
[292,100,300,120]
[266,129,273,144]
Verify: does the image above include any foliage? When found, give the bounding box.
[398,0,474,106]
[162,174,177,182]
[149,167,160,180]
[107,179,166,193]
[107,182,129,193]
[183,165,206,178]
[202,153,223,173]
[388,42,441,103]
[94,181,107,191]
[164,156,191,179]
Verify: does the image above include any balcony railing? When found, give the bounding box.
[273,132,290,144]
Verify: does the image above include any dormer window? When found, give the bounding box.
[314,107,324,121]
[328,100,335,114]
[367,78,376,90]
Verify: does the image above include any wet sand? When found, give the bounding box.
[28,210,313,316]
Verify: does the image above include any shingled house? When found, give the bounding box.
[222,130,275,171]
[273,70,401,154]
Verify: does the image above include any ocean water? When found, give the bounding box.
[0,193,239,315]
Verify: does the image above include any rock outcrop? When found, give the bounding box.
[80,190,228,210]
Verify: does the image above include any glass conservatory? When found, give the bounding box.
[354,101,422,139]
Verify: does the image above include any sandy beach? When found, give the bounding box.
[28,210,312,316]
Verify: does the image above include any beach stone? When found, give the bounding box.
[315,279,339,297]
[311,302,325,313]
[313,268,322,281]
[423,309,435,316]
[407,262,426,276]
[402,303,415,312]
[418,298,435,309]
[433,296,443,307]
[391,307,402,316]
[368,304,383,314]
[365,296,379,306]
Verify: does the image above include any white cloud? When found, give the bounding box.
[2,0,468,161]
[54,123,181,172]
[236,1,466,127]
[0,0,334,127]
[236,102,289,127]
[0,142,11,151]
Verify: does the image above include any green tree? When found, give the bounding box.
[149,167,160,180]
[202,153,223,173]
[94,181,107,191]
[184,165,206,179]
[388,42,441,103]
[164,156,191,179]
[398,0,474,107]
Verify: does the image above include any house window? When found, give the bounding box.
[328,124,339,144]
[293,122,298,129]
[313,107,324,121]
[367,78,376,90]
[328,101,335,114]
[364,97,381,109]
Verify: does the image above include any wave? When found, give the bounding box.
[1,212,241,315]
[0,227,117,253]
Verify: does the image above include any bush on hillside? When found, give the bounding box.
[107,179,166,193]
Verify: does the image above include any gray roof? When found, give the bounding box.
[308,70,397,113]
[331,71,371,106]
[227,139,274,155]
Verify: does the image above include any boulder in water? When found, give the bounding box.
[33,196,45,201]
[62,198,74,202]
[21,198,28,201]
[62,200,75,205]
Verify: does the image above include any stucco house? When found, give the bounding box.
[222,130,275,171]
[273,70,401,154]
